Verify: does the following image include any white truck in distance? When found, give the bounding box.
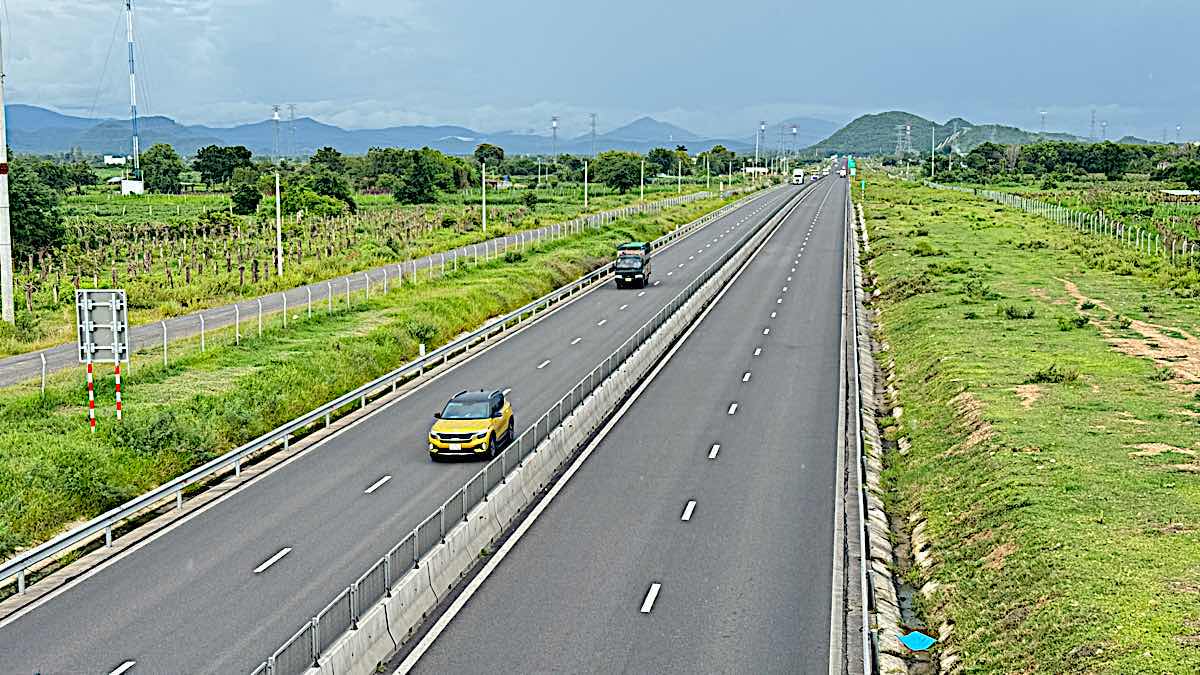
[791,169,805,185]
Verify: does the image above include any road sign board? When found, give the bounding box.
[76,289,129,363]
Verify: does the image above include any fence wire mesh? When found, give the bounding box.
[318,589,351,654]
[270,623,314,675]
[357,560,388,612]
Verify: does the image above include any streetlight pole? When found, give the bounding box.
[931,127,936,180]
[274,171,283,276]
[583,160,588,209]
[481,161,487,233]
[677,160,681,194]
[640,157,645,202]
[0,21,12,323]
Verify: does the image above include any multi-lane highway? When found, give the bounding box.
[0,181,816,673]
[402,177,847,673]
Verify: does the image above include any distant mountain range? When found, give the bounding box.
[806,110,1159,156]
[6,104,842,158]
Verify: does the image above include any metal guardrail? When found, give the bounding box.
[0,185,780,597]
[253,180,805,675]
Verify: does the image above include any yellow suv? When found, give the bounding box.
[429,389,515,461]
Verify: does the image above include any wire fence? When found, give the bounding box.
[927,181,1200,266]
[251,183,797,675]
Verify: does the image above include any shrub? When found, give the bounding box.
[1080,300,1096,310]
[1001,304,1037,320]
[963,311,979,320]
[1150,367,1174,382]
[1025,363,1080,384]
[402,319,439,344]
[503,250,525,263]
[912,241,943,257]
[963,274,1000,301]
[1116,315,1132,329]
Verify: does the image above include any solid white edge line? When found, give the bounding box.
[680,501,696,522]
[253,547,292,574]
[395,182,805,674]
[828,178,849,675]
[109,661,136,675]
[708,444,720,459]
[640,583,662,613]
[364,475,392,494]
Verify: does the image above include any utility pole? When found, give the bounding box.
[677,160,681,194]
[272,105,281,162]
[590,113,597,157]
[791,126,798,158]
[705,155,710,190]
[551,116,559,162]
[931,126,936,179]
[640,157,645,202]
[288,104,297,158]
[272,106,283,276]
[126,1,141,181]
[755,121,764,171]
[583,161,588,208]
[0,19,12,323]
[481,161,487,233]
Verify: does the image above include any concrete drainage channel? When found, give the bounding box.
[251,185,812,675]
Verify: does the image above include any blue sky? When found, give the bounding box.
[5,0,1197,140]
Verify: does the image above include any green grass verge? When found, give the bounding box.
[864,172,1200,672]
[0,193,735,560]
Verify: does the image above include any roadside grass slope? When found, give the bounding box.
[864,173,1200,672]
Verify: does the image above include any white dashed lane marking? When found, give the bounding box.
[364,475,392,494]
[681,501,697,522]
[640,584,662,613]
[254,548,293,574]
[537,360,551,369]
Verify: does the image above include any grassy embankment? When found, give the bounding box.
[863,172,1200,672]
[6,182,716,357]
[0,192,733,562]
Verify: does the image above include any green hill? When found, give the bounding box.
[807,111,1103,156]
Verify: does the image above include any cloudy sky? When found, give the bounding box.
[4,0,1198,140]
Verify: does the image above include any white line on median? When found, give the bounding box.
[571,337,582,345]
[254,547,292,574]
[708,443,721,459]
[728,402,738,415]
[109,662,136,675]
[537,360,551,369]
[640,583,662,613]
[681,500,697,521]
[364,475,392,494]
[742,372,752,382]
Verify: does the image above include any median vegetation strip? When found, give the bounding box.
[862,172,1200,671]
[0,193,733,563]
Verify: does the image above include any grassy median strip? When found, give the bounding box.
[0,194,733,561]
[863,173,1200,672]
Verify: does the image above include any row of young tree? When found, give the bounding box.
[917,140,1200,187]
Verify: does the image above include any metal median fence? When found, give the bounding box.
[250,183,799,675]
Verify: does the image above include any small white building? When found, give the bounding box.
[120,179,145,196]
[742,167,769,176]
[104,155,128,166]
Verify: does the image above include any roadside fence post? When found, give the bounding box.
[327,282,333,313]
[363,273,370,302]
[282,294,287,329]
[235,305,240,345]
[257,299,263,336]
[345,277,351,306]
[161,321,168,366]
[199,314,206,352]
[307,287,312,318]
[39,353,46,396]
[382,267,388,294]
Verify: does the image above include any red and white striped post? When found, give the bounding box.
[86,359,96,433]
[114,362,123,421]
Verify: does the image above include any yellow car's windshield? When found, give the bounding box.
[441,401,491,419]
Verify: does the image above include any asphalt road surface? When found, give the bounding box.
[408,178,847,674]
[0,182,816,674]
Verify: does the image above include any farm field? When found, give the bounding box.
[4,178,724,358]
[861,172,1200,672]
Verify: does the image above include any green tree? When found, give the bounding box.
[303,167,357,213]
[393,150,438,204]
[310,146,346,174]
[1174,160,1200,190]
[646,147,675,176]
[592,151,641,193]
[67,161,100,194]
[141,143,186,193]
[474,143,505,165]
[521,189,538,210]
[1087,142,1130,181]
[32,160,72,193]
[193,145,252,187]
[700,145,737,175]
[9,158,65,257]
[231,183,262,215]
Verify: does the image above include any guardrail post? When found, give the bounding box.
[350,584,359,629]
[176,490,183,510]
[412,528,420,568]
[266,656,276,675]
[384,556,392,597]
[199,314,206,351]
[105,524,112,547]
[17,569,24,594]
[439,506,446,543]
[462,488,468,522]
[310,617,320,667]
[324,412,331,427]
[284,433,290,450]
[162,321,168,366]
[235,458,241,477]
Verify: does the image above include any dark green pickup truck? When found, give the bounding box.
[615,242,652,289]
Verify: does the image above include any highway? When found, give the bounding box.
[0,182,814,673]
[405,177,847,673]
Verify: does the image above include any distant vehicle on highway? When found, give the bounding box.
[615,252,651,288]
[811,175,819,182]
[791,169,805,185]
[823,168,830,176]
[429,389,514,461]
[838,169,847,177]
